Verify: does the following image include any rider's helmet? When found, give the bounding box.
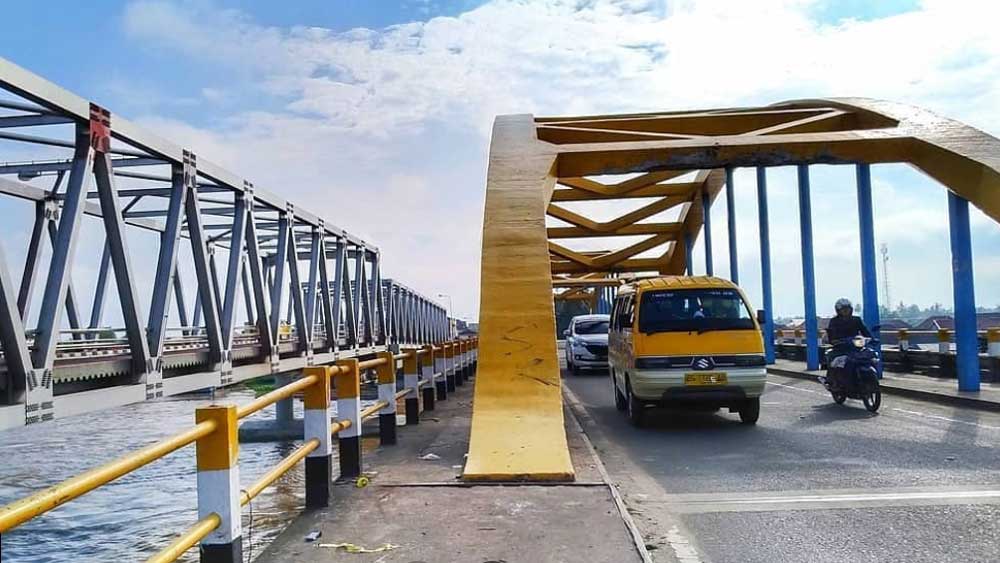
[834,298,853,313]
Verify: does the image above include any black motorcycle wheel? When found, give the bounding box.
[862,382,882,413]
[831,391,847,405]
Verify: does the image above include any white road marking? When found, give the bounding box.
[766,380,825,395]
[654,488,1000,513]
[891,407,1000,431]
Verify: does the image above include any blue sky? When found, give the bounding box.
[2,0,999,322]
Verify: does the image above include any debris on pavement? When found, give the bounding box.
[317,542,400,554]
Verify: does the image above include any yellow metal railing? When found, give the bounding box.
[0,339,478,562]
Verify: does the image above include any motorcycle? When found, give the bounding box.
[818,335,882,413]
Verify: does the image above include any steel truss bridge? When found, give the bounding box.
[469,99,1000,481]
[0,58,448,431]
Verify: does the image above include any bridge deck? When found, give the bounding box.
[257,377,644,562]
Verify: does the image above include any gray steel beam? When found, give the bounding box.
[0,242,35,408]
[146,162,189,359]
[88,241,111,332]
[269,214,290,340]
[242,192,276,360]
[16,201,46,316]
[220,195,248,351]
[316,237,336,352]
[31,122,92,373]
[184,157,224,364]
[93,150,153,378]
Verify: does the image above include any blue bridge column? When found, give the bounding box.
[726,167,739,284]
[947,191,980,392]
[856,164,882,377]
[756,167,775,364]
[702,189,714,276]
[797,165,820,370]
[684,233,694,275]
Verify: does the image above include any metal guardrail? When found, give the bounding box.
[774,328,1000,381]
[0,338,477,563]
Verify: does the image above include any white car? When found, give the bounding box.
[563,314,610,375]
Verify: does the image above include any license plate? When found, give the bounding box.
[684,372,728,386]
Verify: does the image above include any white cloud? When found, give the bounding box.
[119,0,1000,319]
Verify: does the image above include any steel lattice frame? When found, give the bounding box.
[0,58,448,431]
[468,98,1000,481]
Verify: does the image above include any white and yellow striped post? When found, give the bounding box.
[422,344,437,410]
[195,405,241,563]
[334,358,362,478]
[434,344,448,401]
[898,329,909,352]
[376,351,398,445]
[938,329,951,354]
[303,366,333,508]
[403,349,420,425]
[445,342,457,392]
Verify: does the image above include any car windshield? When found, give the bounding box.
[574,320,609,335]
[638,288,754,334]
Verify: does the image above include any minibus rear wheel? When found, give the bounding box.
[739,397,760,425]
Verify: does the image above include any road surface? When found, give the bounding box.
[564,369,1000,563]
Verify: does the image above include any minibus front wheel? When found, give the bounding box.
[625,377,645,427]
[611,370,626,411]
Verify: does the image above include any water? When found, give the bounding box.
[0,387,343,562]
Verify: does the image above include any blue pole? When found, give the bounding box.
[756,167,775,364]
[947,191,980,392]
[797,165,819,370]
[856,164,882,377]
[684,234,694,275]
[726,167,739,284]
[702,189,714,276]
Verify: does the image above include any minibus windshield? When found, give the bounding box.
[638,288,754,334]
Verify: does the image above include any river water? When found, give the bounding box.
[0,387,344,562]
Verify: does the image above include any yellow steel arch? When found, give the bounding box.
[466,99,1000,481]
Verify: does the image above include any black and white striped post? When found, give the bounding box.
[334,358,362,478]
[403,349,420,425]
[376,351,398,445]
[422,344,437,410]
[303,366,333,508]
[195,405,242,563]
[434,343,448,401]
[445,342,457,391]
[451,341,463,387]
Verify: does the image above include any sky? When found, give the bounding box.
[2,0,1000,322]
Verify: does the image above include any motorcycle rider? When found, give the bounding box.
[826,298,872,387]
[827,298,872,343]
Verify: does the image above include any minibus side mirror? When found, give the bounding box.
[756,309,766,324]
[563,329,570,337]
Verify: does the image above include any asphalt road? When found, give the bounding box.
[563,368,1000,563]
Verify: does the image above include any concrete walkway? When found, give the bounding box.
[256,378,646,563]
[770,359,1000,411]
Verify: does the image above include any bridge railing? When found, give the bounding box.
[773,328,1000,381]
[0,338,477,562]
